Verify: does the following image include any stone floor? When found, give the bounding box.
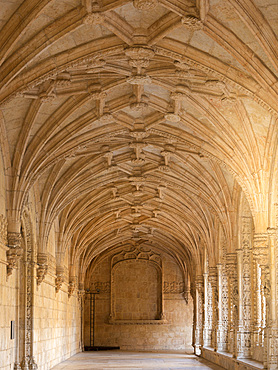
[51,350,225,369]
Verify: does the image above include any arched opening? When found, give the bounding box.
[83,245,193,351]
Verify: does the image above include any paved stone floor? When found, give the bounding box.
[51,350,225,369]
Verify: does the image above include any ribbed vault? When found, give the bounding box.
[1,0,278,288]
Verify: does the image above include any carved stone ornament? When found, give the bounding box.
[181,16,203,30]
[55,270,64,293]
[7,232,22,276]
[127,75,152,85]
[0,214,7,244]
[125,46,155,59]
[37,253,48,286]
[68,278,77,298]
[78,289,85,304]
[20,356,38,370]
[221,96,237,107]
[83,12,105,25]
[7,246,23,276]
[133,0,158,11]
[164,113,180,122]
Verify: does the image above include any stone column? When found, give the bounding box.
[216,264,226,351]
[194,275,204,355]
[209,267,218,351]
[253,232,267,356]
[226,253,237,357]
[78,285,86,351]
[252,260,262,349]
[203,272,211,347]
[236,248,245,358]
[264,228,278,370]
[18,222,38,369]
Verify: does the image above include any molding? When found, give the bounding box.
[108,318,167,325]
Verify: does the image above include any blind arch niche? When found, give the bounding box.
[109,246,166,324]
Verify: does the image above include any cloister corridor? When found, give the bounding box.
[1,0,278,369]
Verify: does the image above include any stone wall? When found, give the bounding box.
[84,250,193,351]
[34,275,81,369]
[0,250,17,370]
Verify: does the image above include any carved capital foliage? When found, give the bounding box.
[7,232,23,276]
[37,253,48,286]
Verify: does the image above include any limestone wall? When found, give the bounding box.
[84,250,193,351]
[33,226,81,369]
[34,275,81,369]
[0,252,17,370]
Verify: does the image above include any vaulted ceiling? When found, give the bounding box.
[0,0,278,281]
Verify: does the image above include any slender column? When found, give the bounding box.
[194,275,204,355]
[226,253,237,357]
[252,261,262,349]
[236,249,245,358]
[264,228,278,370]
[253,232,270,369]
[216,264,225,351]
[78,284,85,351]
[203,272,211,347]
[209,267,218,351]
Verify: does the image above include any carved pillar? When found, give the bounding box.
[78,284,86,351]
[252,260,262,350]
[18,222,38,369]
[264,228,278,369]
[7,232,23,277]
[209,267,218,351]
[236,216,252,359]
[253,233,267,355]
[194,275,204,355]
[253,233,270,368]
[236,248,246,358]
[216,264,226,351]
[226,253,237,356]
[203,272,211,347]
[221,267,229,351]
